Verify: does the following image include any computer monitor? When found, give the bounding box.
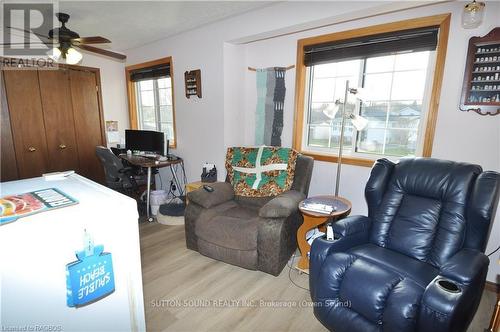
[125,129,165,155]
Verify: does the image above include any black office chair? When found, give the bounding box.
[95,146,147,194]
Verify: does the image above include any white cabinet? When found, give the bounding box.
[0,174,146,331]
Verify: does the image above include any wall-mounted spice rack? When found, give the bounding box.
[184,69,202,99]
[460,27,500,116]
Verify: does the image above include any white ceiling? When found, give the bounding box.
[54,1,274,51]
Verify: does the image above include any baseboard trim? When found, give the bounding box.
[485,281,500,294]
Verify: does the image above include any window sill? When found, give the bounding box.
[299,150,376,167]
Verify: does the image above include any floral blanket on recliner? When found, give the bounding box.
[225,146,298,197]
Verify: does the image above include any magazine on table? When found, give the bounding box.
[0,188,78,225]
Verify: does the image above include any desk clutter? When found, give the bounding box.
[300,202,335,215]
[201,163,217,183]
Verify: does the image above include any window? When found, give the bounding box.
[135,78,174,138]
[294,15,451,166]
[126,57,176,147]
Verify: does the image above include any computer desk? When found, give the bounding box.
[120,154,184,222]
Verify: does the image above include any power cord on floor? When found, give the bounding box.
[487,245,500,257]
[287,252,309,291]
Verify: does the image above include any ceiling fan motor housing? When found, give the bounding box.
[49,13,80,40]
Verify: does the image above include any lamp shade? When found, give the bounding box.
[65,47,83,65]
[47,47,62,62]
[350,114,368,131]
[322,103,340,119]
[462,0,485,29]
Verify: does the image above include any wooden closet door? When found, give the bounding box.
[3,70,49,179]
[38,70,80,172]
[69,69,105,182]
[0,71,19,181]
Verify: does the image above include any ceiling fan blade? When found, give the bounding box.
[6,26,52,40]
[71,36,111,44]
[75,44,126,60]
[0,42,55,46]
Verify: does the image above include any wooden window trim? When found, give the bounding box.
[293,14,451,167]
[125,56,177,148]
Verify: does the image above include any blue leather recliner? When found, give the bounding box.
[310,158,500,332]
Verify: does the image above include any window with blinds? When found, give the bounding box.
[296,22,445,162]
[127,59,176,145]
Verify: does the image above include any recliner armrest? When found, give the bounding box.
[332,215,371,238]
[439,249,489,284]
[309,216,371,297]
[187,182,235,208]
[417,249,489,332]
[259,190,305,218]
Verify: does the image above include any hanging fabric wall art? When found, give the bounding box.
[255,67,287,146]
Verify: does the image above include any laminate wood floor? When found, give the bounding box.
[139,222,497,332]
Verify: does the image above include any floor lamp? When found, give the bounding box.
[334,80,369,197]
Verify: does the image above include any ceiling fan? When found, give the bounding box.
[3,12,126,64]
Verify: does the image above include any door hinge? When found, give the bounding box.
[96,86,99,92]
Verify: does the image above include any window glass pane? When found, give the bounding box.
[359,101,388,128]
[356,128,385,154]
[160,123,174,140]
[160,106,173,122]
[388,101,422,129]
[140,106,156,123]
[139,80,153,90]
[142,122,157,131]
[384,129,418,156]
[311,78,335,102]
[314,63,337,78]
[330,120,353,149]
[363,73,392,101]
[158,88,172,106]
[307,122,352,150]
[336,59,362,76]
[365,55,394,73]
[157,77,170,89]
[140,90,154,107]
[394,51,429,71]
[391,70,426,100]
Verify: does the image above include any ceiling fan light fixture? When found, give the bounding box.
[47,47,62,62]
[65,47,82,65]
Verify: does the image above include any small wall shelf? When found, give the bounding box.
[459,27,500,116]
[184,70,202,99]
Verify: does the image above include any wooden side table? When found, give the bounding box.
[297,195,351,272]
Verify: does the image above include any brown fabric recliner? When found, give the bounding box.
[185,154,314,276]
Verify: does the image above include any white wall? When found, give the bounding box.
[78,53,129,144]
[124,1,500,282]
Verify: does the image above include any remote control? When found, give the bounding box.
[203,185,214,192]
